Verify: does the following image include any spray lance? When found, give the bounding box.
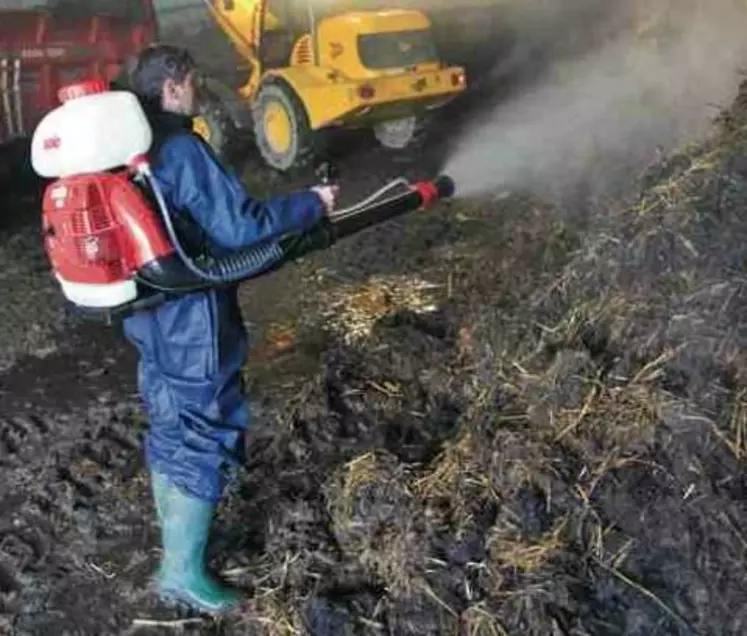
[30,81,455,323]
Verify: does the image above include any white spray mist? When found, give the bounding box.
[443,0,747,201]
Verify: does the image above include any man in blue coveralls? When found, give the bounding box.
[124,44,338,613]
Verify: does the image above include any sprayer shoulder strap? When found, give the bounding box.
[142,115,216,258]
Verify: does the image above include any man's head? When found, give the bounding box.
[129,44,199,116]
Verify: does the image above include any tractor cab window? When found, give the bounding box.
[358,29,439,70]
[261,0,310,69]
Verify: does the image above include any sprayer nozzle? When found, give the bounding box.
[412,174,456,209]
[433,175,456,199]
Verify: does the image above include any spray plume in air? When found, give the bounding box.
[443,0,747,201]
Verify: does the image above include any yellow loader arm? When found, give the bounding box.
[200,0,277,97]
[201,0,268,59]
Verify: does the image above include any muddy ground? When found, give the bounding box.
[2,53,747,636]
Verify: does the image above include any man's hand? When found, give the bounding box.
[310,185,340,215]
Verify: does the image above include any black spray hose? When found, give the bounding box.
[328,175,455,239]
[138,164,286,287]
[132,163,455,296]
[228,174,456,278]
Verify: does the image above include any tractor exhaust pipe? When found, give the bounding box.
[12,58,24,136]
[1,58,14,138]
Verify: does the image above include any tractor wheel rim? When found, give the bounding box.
[382,116,416,136]
[193,116,211,143]
[374,116,417,148]
[264,101,293,155]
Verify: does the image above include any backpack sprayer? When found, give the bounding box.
[30,80,456,323]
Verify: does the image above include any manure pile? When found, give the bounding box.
[201,81,747,635]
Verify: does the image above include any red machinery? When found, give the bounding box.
[0,0,157,148]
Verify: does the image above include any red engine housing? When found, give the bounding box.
[42,171,174,287]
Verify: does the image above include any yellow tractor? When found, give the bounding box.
[192,0,468,171]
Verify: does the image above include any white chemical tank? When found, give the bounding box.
[31,79,153,179]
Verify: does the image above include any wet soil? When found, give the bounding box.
[2,47,747,636]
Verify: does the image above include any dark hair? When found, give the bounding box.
[129,44,197,106]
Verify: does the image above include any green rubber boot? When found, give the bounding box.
[150,473,243,613]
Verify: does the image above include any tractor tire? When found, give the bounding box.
[193,87,238,167]
[251,81,314,172]
[373,115,430,151]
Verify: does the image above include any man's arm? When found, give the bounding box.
[154,133,327,250]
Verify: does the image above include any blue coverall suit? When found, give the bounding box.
[121,109,325,612]
[123,111,324,503]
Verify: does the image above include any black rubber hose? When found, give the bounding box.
[94,175,456,331]
[143,169,286,287]
[288,175,455,248]
[137,177,454,294]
